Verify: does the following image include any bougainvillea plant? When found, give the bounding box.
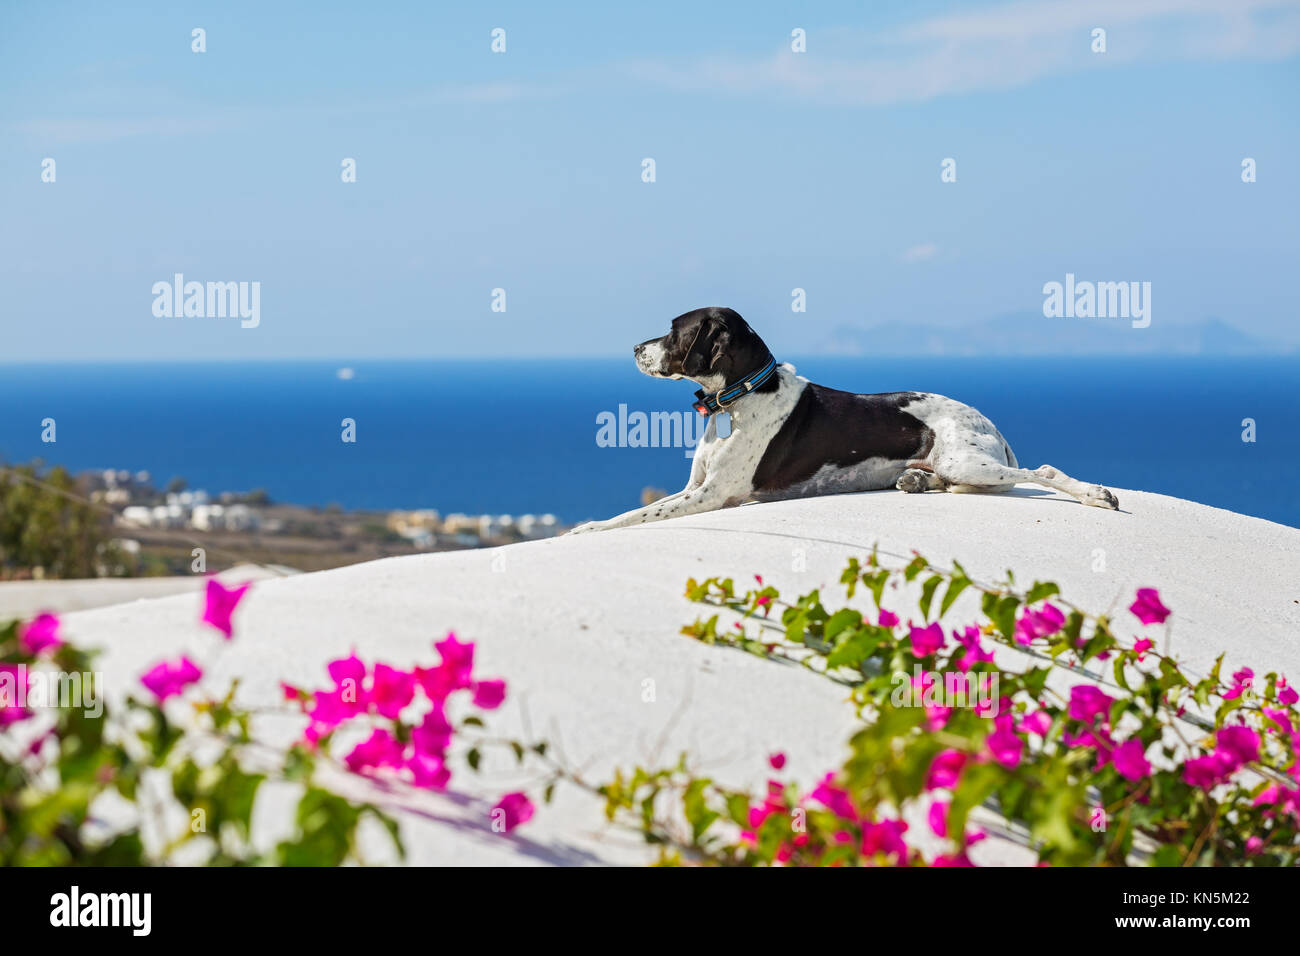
[0,578,535,865]
[6,554,1296,867]
[598,552,1299,866]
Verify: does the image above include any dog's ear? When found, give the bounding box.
[708,324,732,371]
[681,339,709,376]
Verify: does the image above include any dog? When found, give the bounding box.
[569,307,1118,533]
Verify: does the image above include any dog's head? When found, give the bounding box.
[633,307,773,390]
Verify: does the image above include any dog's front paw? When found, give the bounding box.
[1081,486,1119,510]
[566,521,601,535]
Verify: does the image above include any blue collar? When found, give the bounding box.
[692,357,779,416]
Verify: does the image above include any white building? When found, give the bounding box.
[121,505,155,528]
[223,504,258,532]
[191,504,224,532]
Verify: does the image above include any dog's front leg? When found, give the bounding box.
[567,479,738,534]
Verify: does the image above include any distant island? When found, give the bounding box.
[822,316,1294,357]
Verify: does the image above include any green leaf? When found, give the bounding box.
[939,575,971,618]
[1025,581,1060,604]
[919,575,943,621]
[824,608,863,644]
[1113,655,1132,692]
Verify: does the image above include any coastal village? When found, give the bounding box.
[84,468,568,575]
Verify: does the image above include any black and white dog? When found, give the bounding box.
[570,307,1118,533]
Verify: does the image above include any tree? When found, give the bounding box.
[0,462,117,579]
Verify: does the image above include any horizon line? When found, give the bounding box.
[2,352,1299,366]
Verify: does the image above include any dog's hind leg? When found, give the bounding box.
[895,464,944,494]
[936,458,1119,510]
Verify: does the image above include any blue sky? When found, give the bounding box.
[1,0,1297,360]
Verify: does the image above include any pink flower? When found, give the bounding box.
[1112,739,1151,781]
[1223,667,1254,701]
[436,632,474,677]
[1278,676,1298,707]
[412,706,454,757]
[1129,588,1170,625]
[774,833,809,862]
[928,800,949,837]
[972,674,1007,719]
[307,688,359,731]
[416,633,476,700]
[345,728,406,772]
[1216,725,1260,769]
[986,723,1023,769]
[1068,685,1115,725]
[1253,785,1282,807]
[1014,603,1065,645]
[1021,709,1052,737]
[1245,836,1265,856]
[954,625,994,672]
[742,782,789,842]
[1133,638,1153,661]
[140,657,203,701]
[0,663,32,725]
[1183,753,1232,790]
[328,653,366,691]
[492,792,535,832]
[305,653,369,731]
[809,773,857,820]
[909,623,945,658]
[932,851,974,867]
[471,678,507,710]
[409,752,451,790]
[925,705,952,732]
[768,752,786,771]
[201,578,251,638]
[1263,707,1294,735]
[19,612,62,654]
[926,749,967,790]
[370,663,415,719]
[860,818,909,864]
[878,609,899,628]
[911,670,952,730]
[1064,726,1115,767]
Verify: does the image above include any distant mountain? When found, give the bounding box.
[822,316,1293,357]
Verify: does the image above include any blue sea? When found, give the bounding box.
[0,358,1296,528]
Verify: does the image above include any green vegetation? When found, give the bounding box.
[0,461,122,580]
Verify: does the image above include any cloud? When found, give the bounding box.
[622,0,1300,106]
[14,115,234,144]
[10,79,557,145]
[902,243,940,263]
